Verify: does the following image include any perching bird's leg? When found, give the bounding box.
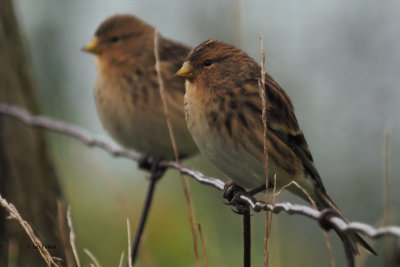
[128,156,166,266]
[247,184,267,196]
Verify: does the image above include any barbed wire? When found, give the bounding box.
[1,102,400,241]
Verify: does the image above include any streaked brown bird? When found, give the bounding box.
[177,39,376,256]
[82,14,199,265]
[82,14,197,160]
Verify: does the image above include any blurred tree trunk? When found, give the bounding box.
[0,0,74,266]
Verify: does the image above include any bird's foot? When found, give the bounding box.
[247,184,267,196]
[138,155,167,181]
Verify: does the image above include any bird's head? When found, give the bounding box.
[82,14,154,67]
[176,40,258,88]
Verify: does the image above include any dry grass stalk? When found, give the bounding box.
[268,175,278,246]
[197,222,209,267]
[263,174,276,267]
[84,248,101,267]
[230,0,242,47]
[0,194,61,267]
[382,123,396,266]
[258,35,267,185]
[119,251,125,267]
[382,123,392,226]
[67,206,81,267]
[57,201,75,267]
[273,181,336,267]
[153,30,200,266]
[321,230,336,267]
[127,218,132,267]
[258,34,273,267]
[358,123,393,267]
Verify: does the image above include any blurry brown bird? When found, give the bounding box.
[82,14,200,266]
[82,14,197,160]
[177,39,376,256]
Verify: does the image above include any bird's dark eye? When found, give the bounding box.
[110,36,120,43]
[203,59,213,66]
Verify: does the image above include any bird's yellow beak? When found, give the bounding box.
[176,62,194,79]
[82,38,101,55]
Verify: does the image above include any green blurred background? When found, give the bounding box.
[12,0,400,266]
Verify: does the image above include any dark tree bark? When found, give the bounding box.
[0,0,74,266]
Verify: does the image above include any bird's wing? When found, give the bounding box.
[245,73,326,192]
[263,74,312,158]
